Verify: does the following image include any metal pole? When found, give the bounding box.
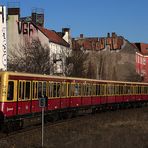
[42,107,44,147]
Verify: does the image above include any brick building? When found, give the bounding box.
[135,43,148,82]
[72,32,124,51]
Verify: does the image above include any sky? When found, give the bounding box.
[1,0,148,43]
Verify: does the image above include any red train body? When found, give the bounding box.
[0,71,148,128]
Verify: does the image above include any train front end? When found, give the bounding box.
[0,72,8,126]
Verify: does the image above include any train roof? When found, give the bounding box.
[0,71,148,85]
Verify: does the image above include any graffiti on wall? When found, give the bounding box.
[0,6,4,23]
[73,36,124,51]
[17,21,37,36]
[0,6,7,71]
[2,27,7,68]
[93,37,123,50]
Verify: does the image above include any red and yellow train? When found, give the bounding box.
[0,71,148,130]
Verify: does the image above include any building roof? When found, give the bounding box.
[134,43,148,55]
[37,26,70,47]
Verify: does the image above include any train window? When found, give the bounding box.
[70,83,74,96]
[48,82,53,98]
[18,81,31,100]
[115,85,120,95]
[38,82,42,98]
[119,85,124,95]
[52,82,61,98]
[74,83,80,96]
[96,84,100,96]
[138,86,141,94]
[19,81,22,99]
[100,84,106,96]
[70,83,81,97]
[124,85,131,95]
[92,84,96,96]
[74,84,78,96]
[57,83,61,97]
[84,83,90,96]
[68,83,71,97]
[144,86,147,94]
[7,81,14,101]
[61,82,67,97]
[18,81,25,100]
[43,82,47,97]
[141,86,144,94]
[87,84,92,96]
[106,84,110,95]
[107,84,114,95]
[85,84,88,96]
[25,82,30,99]
[33,82,38,99]
[79,84,82,96]
[100,85,103,96]
[134,86,138,95]
[22,82,25,99]
[146,87,148,94]
[130,86,134,95]
[89,84,92,96]
[82,84,86,96]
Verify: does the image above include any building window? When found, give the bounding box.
[140,57,143,64]
[137,56,139,63]
[143,58,146,65]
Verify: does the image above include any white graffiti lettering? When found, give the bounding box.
[7,107,14,112]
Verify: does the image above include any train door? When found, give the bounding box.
[32,81,47,113]
[6,80,17,117]
[17,81,31,115]
[100,84,107,104]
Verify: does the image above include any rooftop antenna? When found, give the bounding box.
[31,7,44,27]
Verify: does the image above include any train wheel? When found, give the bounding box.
[60,112,73,120]
[60,112,67,120]
[51,113,59,122]
[0,113,4,131]
[2,121,14,133]
[71,110,78,118]
[92,108,97,114]
[17,120,24,130]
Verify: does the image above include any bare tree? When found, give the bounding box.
[65,49,89,78]
[8,39,52,74]
[85,51,98,79]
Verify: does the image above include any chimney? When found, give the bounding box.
[62,28,70,33]
[7,2,20,16]
[8,8,20,16]
[112,32,117,38]
[107,33,110,38]
[80,34,83,38]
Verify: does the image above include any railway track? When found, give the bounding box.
[0,103,147,141]
[0,107,148,148]
[0,112,92,140]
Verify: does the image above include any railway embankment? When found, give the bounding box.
[0,107,148,148]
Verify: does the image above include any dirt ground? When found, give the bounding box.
[1,107,148,148]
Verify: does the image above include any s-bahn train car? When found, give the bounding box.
[0,71,148,130]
